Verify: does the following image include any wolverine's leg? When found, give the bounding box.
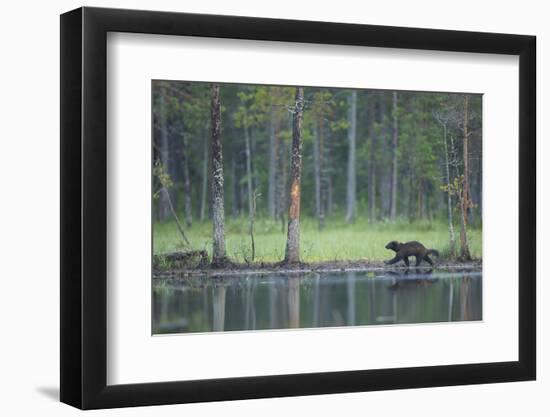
[403,257,410,267]
[415,255,422,266]
[385,255,402,265]
[424,255,434,266]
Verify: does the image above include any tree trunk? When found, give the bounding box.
[240,171,247,218]
[249,127,257,194]
[277,135,288,232]
[390,91,398,222]
[249,191,257,262]
[313,118,321,218]
[231,157,238,218]
[346,91,357,223]
[459,95,472,260]
[378,95,390,218]
[267,107,278,219]
[417,182,423,219]
[210,84,227,266]
[325,124,333,216]
[199,129,209,221]
[313,114,325,230]
[158,87,171,221]
[244,123,254,220]
[442,122,456,256]
[408,169,415,222]
[462,97,470,213]
[182,129,192,228]
[326,174,333,216]
[368,95,376,223]
[284,87,304,264]
[477,155,482,216]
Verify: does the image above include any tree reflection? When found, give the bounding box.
[313,274,320,327]
[152,270,482,334]
[244,278,257,330]
[269,279,278,329]
[460,274,471,321]
[212,284,227,332]
[448,278,454,321]
[288,276,300,328]
[347,272,356,326]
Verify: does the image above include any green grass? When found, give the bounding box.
[153,216,482,263]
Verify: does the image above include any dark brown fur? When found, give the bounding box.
[384,241,439,267]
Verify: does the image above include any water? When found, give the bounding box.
[152,269,482,334]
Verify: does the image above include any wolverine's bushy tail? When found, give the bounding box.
[427,249,439,257]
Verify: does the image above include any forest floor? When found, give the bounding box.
[153,216,482,278]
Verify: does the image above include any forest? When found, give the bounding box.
[152,81,482,269]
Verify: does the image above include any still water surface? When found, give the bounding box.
[153,269,482,334]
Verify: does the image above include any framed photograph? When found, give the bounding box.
[60,6,536,409]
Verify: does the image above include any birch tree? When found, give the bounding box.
[181,122,192,228]
[313,117,324,229]
[434,108,456,256]
[390,91,398,222]
[199,126,209,221]
[157,85,171,221]
[267,106,278,219]
[284,87,305,264]
[244,121,254,223]
[459,95,472,260]
[310,89,333,230]
[367,94,376,223]
[276,130,288,231]
[210,83,227,266]
[345,91,357,223]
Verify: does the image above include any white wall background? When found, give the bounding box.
[0,0,545,415]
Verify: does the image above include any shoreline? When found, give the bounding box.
[153,259,482,279]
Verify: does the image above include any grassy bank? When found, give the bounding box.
[153,216,482,264]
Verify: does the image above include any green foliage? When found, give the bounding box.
[153,161,173,188]
[441,175,463,196]
[152,161,173,200]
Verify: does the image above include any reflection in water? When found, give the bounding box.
[212,285,226,332]
[347,272,356,326]
[153,269,482,334]
[288,277,300,328]
[460,274,471,321]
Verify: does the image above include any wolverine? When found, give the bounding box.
[384,241,439,267]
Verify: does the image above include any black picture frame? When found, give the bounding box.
[60,6,536,410]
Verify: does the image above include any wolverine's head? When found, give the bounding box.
[385,241,401,252]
